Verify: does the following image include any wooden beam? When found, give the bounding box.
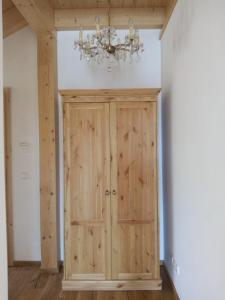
[11,0,54,32]
[3,6,27,38]
[3,88,14,267]
[11,0,59,272]
[37,31,59,272]
[55,7,166,30]
[160,0,177,38]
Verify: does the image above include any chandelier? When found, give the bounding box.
[74,11,144,71]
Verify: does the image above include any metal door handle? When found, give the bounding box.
[105,190,111,196]
[112,190,117,195]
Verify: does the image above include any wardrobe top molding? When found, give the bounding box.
[60,88,161,101]
[60,89,161,103]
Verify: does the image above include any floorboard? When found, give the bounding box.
[8,266,178,300]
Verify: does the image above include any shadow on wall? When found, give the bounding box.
[162,0,196,273]
[161,87,175,272]
[173,0,195,57]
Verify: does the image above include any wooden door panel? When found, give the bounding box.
[64,102,111,280]
[111,102,159,280]
[69,226,105,280]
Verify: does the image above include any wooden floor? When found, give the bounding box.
[9,266,178,300]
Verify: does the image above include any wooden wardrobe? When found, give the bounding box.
[61,89,161,291]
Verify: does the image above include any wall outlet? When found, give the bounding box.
[175,265,180,275]
[170,256,180,276]
[171,256,175,266]
[20,171,30,180]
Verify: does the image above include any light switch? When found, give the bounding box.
[19,142,32,154]
[20,171,30,180]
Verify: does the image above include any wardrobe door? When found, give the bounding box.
[110,102,159,280]
[64,102,111,280]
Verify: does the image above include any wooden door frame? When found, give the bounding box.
[110,101,160,280]
[63,102,112,281]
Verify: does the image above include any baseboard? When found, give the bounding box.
[12,260,63,274]
[62,279,162,291]
[40,266,59,274]
[162,261,180,300]
[13,261,41,267]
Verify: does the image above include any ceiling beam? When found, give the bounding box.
[55,7,166,30]
[11,0,54,32]
[3,6,27,38]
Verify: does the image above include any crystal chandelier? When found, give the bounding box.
[74,11,144,71]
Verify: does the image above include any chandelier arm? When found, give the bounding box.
[97,39,104,47]
[80,45,98,51]
[96,36,110,50]
[115,44,130,50]
[116,46,140,52]
[115,42,134,48]
[115,48,131,52]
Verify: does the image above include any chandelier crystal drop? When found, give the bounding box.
[74,15,144,71]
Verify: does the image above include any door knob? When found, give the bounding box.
[112,190,117,195]
[105,190,110,196]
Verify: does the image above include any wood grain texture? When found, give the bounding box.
[50,0,169,9]
[3,6,27,38]
[11,0,54,32]
[37,31,59,272]
[13,261,41,267]
[3,88,14,267]
[55,7,165,30]
[3,0,14,12]
[110,102,159,281]
[4,0,175,35]
[8,265,179,299]
[60,89,161,97]
[62,96,156,103]
[63,102,111,281]
[62,280,162,291]
[62,90,160,290]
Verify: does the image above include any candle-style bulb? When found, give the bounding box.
[128,18,134,39]
[95,16,100,37]
[79,27,83,42]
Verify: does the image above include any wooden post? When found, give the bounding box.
[11,1,58,272]
[37,31,59,272]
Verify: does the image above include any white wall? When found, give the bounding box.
[3,28,163,262]
[0,0,9,298]
[162,0,225,299]
[3,27,41,261]
[57,29,164,259]
[58,30,161,89]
